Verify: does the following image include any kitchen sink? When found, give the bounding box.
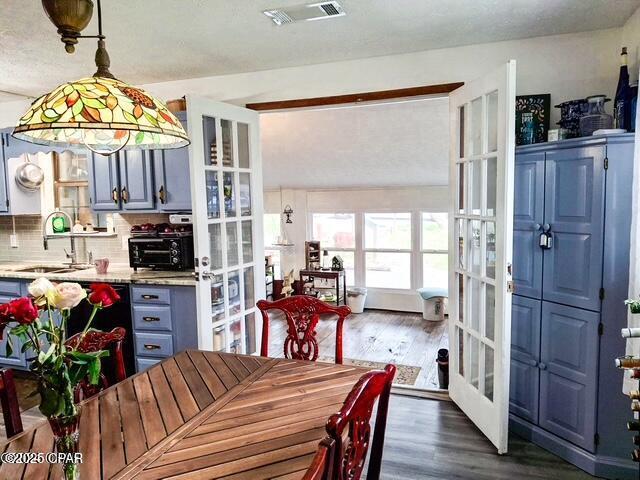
[12,265,91,274]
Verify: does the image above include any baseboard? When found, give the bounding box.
[391,385,451,401]
[510,414,638,480]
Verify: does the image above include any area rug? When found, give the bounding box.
[319,357,421,386]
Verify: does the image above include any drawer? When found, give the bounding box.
[0,281,22,297]
[136,357,162,372]
[135,332,173,358]
[131,286,170,305]
[133,305,172,332]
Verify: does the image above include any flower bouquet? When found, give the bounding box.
[0,278,120,480]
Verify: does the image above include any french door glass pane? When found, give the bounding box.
[457,163,465,214]
[228,271,241,316]
[487,91,499,153]
[364,213,411,249]
[202,116,217,166]
[230,319,242,354]
[243,267,255,310]
[327,251,355,286]
[238,122,250,168]
[213,324,226,351]
[239,173,252,216]
[471,160,482,215]
[312,213,355,249]
[470,220,482,274]
[210,274,225,322]
[245,313,256,354]
[365,252,410,289]
[208,224,223,270]
[457,274,465,324]
[221,119,234,167]
[486,157,497,217]
[471,96,483,155]
[485,284,495,341]
[223,172,237,217]
[459,105,465,158]
[57,151,89,181]
[423,253,448,287]
[457,326,464,376]
[226,222,238,268]
[457,219,465,270]
[205,171,220,219]
[469,334,480,388]
[470,278,482,332]
[486,221,496,278]
[242,221,253,263]
[484,344,494,401]
[421,213,448,250]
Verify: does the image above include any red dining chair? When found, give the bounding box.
[257,295,351,364]
[65,327,127,401]
[302,438,335,480]
[0,368,23,438]
[325,364,396,480]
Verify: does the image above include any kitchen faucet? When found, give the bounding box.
[42,210,82,266]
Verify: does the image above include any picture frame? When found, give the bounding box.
[515,94,551,145]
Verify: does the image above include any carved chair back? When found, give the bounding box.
[257,295,351,363]
[0,368,23,438]
[326,364,396,480]
[302,438,335,480]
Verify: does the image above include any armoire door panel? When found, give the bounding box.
[542,146,605,311]
[509,295,541,423]
[539,301,598,452]
[513,152,545,299]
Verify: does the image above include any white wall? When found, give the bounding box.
[622,6,640,84]
[260,97,449,189]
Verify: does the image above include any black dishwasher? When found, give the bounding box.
[67,283,135,382]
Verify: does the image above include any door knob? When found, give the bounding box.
[201,271,213,281]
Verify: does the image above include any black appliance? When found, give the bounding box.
[67,283,134,382]
[128,235,194,271]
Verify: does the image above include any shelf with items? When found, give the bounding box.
[305,241,322,270]
[299,269,346,306]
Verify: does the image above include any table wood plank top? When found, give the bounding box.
[0,350,369,479]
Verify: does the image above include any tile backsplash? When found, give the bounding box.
[0,213,170,264]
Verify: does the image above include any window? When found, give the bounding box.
[422,212,448,287]
[312,214,355,286]
[264,213,281,279]
[364,213,411,289]
[54,150,102,227]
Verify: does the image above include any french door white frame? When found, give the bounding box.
[186,96,265,354]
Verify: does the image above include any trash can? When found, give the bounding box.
[436,348,449,389]
[417,287,448,321]
[346,287,367,313]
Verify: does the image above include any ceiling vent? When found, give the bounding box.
[263,1,345,26]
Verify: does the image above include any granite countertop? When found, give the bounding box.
[0,263,196,287]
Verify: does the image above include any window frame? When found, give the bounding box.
[420,212,449,287]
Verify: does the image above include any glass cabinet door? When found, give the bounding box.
[187,97,264,355]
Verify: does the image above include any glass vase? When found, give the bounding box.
[48,407,82,480]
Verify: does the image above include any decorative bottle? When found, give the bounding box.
[614,47,631,130]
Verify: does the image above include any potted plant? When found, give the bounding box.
[625,298,640,314]
[0,279,120,480]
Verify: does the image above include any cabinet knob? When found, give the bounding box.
[533,223,541,231]
[527,359,538,367]
[538,362,547,370]
[158,185,166,204]
[543,224,551,232]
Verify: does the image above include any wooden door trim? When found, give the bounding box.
[245,82,464,111]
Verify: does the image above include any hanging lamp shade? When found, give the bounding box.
[13,76,189,154]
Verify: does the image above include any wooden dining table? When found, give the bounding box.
[0,350,371,479]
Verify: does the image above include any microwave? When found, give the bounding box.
[128,236,194,271]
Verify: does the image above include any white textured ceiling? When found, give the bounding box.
[260,97,450,189]
[0,0,638,101]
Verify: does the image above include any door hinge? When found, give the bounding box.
[594,433,600,445]
[5,199,8,207]
[599,288,605,300]
[598,323,604,336]
[604,158,609,170]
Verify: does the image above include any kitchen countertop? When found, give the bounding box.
[0,263,197,287]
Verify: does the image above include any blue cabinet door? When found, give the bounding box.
[153,148,192,211]
[538,301,598,452]
[89,152,121,211]
[509,295,541,423]
[119,150,155,210]
[0,134,9,213]
[513,152,545,299]
[542,146,605,311]
[0,295,27,368]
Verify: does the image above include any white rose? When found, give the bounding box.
[53,283,87,310]
[28,277,59,306]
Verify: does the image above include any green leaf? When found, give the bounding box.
[5,338,13,358]
[88,358,101,386]
[38,384,63,417]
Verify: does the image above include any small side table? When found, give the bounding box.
[299,269,347,306]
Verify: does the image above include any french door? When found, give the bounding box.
[186,96,265,354]
[448,61,516,453]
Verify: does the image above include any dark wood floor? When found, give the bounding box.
[267,309,448,389]
[378,395,595,480]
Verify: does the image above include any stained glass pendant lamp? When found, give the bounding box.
[13,0,189,155]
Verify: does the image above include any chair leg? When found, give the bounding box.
[0,369,23,438]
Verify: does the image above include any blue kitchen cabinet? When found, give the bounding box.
[88,151,121,211]
[509,134,636,480]
[119,150,155,210]
[542,146,605,312]
[153,148,192,211]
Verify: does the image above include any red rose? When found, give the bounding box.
[88,283,120,308]
[8,297,39,325]
[0,303,12,323]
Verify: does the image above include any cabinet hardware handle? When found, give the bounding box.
[533,223,541,231]
[144,344,161,350]
[121,187,129,203]
[538,362,547,370]
[527,359,538,367]
[141,294,159,300]
[143,317,160,322]
[112,187,119,204]
[542,224,551,232]
[158,185,166,204]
